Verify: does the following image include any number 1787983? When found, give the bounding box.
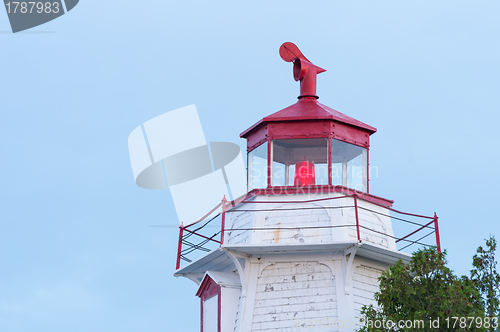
[5,2,60,14]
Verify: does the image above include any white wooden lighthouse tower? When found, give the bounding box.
[174,43,440,332]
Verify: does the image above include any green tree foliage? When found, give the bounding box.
[471,236,500,329]
[358,247,485,331]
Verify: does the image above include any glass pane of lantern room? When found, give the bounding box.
[272,138,328,186]
[248,142,268,190]
[331,139,367,191]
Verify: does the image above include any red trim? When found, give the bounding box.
[396,220,434,243]
[244,120,370,152]
[353,193,361,242]
[330,122,370,148]
[229,192,253,208]
[183,228,221,244]
[246,124,268,152]
[176,224,184,270]
[327,137,332,185]
[218,289,221,332]
[434,213,441,253]
[240,119,264,140]
[247,186,394,207]
[385,206,433,220]
[220,196,227,244]
[242,194,346,205]
[268,120,332,138]
[196,276,222,332]
[267,139,271,188]
[366,148,370,193]
[196,274,220,297]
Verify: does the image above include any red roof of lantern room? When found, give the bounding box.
[240,43,377,148]
[265,99,376,132]
[240,97,376,138]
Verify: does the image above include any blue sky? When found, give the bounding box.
[1,0,499,331]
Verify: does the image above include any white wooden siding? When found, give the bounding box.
[224,193,396,249]
[352,265,382,319]
[261,204,332,244]
[226,211,252,245]
[251,262,337,332]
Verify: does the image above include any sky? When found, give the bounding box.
[1,0,499,331]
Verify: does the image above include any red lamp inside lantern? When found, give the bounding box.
[294,161,316,187]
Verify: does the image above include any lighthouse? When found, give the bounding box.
[173,43,441,332]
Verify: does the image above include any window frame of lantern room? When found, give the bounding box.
[270,138,329,188]
[247,141,269,192]
[330,138,368,193]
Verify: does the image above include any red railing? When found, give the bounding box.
[175,193,441,270]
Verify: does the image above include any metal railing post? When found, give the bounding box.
[434,212,441,253]
[220,196,227,245]
[353,193,361,242]
[176,223,184,270]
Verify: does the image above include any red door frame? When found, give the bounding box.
[196,276,222,332]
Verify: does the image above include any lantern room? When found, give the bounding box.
[241,42,376,194]
[172,42,442,332]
